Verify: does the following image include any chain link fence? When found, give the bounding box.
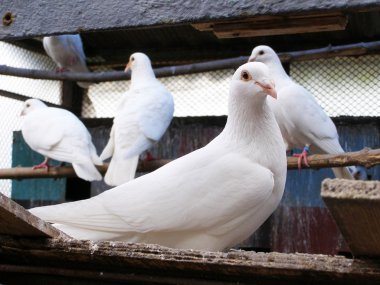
[0,42,379,196]
[0,42,61,196]
[291,55,380,117]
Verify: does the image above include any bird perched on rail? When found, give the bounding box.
[20,99,103,181]
[100,52,174,186]
[249,45,354,179]
[43,34,92,88]
[29,62,287,252]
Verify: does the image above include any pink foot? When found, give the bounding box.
[293,145,310,168]
[144,151,155,162]
[32,158,50,170]
[55,67,67,73]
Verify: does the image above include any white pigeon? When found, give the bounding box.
[100,52,174,186]
[43,34,92,88]
[21,99,103,181]
[249,45,354,179]
[29,62,287,252]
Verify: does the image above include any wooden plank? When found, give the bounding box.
[1,1,380,40]
[11,131,66,207]
[1,236,380,284]
[321,179,380,257]
[0,193,68,238]
[209,14,348,39]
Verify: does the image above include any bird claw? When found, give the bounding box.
[293,147,310,169]
[32,158,50,171]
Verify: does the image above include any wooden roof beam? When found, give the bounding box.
[1,1,380,40]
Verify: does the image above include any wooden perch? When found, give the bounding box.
[0,148,379,180]
[0,41,380,82]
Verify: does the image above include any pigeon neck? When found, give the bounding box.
[266,59,289,86]
[130,66,156,89]
[224,94,276,145]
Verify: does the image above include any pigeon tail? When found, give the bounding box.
[100,134,114,161]
[104,155,139,186]
[77,81,92,89]
[332,167,354,180]
[72,162,102,181]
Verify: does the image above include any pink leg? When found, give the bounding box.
[32,157,50,170]
[293,145,310,169]
[144,151,155,162]
[56,67,68,73]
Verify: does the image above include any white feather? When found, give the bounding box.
[249,45,354,179]
[21,99,102,181]
[101,53,174,186]
[30,62,287,252]
[43,34,91,88]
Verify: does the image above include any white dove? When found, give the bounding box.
[29,62,287,252]
[21,99,103,181]
[249,45,354,179]
[43,34,92,88]
[100,52,174,186]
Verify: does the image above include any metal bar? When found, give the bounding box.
[1,41,380,83]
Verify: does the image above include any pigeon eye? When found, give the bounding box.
[131,57,135,61]
[259,50,264,55]
[240,71,251,81]
[26,103,30,108]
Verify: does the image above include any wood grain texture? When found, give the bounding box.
[1,148,379,180]
[1,235,380,284]
[1,0,380,40]
[322,179,380,257]
[0,193,68,239]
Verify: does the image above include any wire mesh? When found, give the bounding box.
[0,42,62,104]
[0,42,379,197]
[0,42,62,196]
[82,69,234,118]
[83,55,380,118]
[291,55,380,117]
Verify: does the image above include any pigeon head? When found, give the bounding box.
[20,99,47,116]
[231,62,276,100]
[125,52,152,72]
[248,45,278,65]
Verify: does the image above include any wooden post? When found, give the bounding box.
[322,179,380,257]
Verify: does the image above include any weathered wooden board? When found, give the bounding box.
[1,0,380,40]
[322,179,380,257]
[0,193,68,238]
[1,236,380,285]
[196,13,348,39]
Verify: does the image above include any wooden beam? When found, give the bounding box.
[1,1,380,40]
[0,193,68,238]
[1,235,380,284]
[195,13,348,39]
[61,81,84,116]
[1,149,379,180]
[321,179,380,258]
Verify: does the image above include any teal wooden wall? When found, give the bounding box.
[11,131,66,208]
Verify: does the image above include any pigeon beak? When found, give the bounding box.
[248,55,256,62]
[255,80,277,99]
[124,61,131,72]
[20,109,25,116]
